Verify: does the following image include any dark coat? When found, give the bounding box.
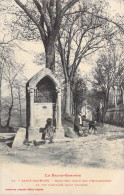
[74,115,82,133]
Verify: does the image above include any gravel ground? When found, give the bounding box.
[0,124,124,169]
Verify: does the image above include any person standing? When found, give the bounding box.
[74,111,83,135]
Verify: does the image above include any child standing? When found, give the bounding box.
[45,118,55,143]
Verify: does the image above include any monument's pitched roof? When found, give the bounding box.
[27,68,60,88]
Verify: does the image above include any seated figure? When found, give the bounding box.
[45,118,55,143]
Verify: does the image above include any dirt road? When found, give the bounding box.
[0,124,124,169]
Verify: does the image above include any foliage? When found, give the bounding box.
[56,0,124,114]
[1,53,26,127]
[57,0,123,83]
[92,38,124,113]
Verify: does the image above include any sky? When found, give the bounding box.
[109,0,124,15]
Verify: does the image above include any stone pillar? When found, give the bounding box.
[28,87,40,141]
[57,88,62,127]
[29,88,34,128]
[55,88,64,138]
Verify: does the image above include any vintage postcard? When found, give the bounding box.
[0,0,124,194]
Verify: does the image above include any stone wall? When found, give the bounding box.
[105,106,124,127]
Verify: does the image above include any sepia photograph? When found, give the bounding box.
[0,0,124,194]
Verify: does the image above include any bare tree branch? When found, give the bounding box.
[61,0,79,17]
[14,0,46,40]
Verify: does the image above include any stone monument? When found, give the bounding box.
[26,68,64,141]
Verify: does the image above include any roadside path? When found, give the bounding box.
[0,124,124,169]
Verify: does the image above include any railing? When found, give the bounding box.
[34,89,56,103]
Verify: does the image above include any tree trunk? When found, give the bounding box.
[102,90,110,123]
[0,65,3,127]
[18,88,22,126]
[6,88,13,127]
[106,90,110,109]
[114,86,118,107]
[45,37,55,71]
[65,82,71,115]
[73,98,76,115]
[6,104,13,127]
[70,90,74,115]
[0,75,1,127]
[122,87,124,104]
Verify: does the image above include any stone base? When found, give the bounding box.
[54,126,65,139]
[12,127,26,148]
